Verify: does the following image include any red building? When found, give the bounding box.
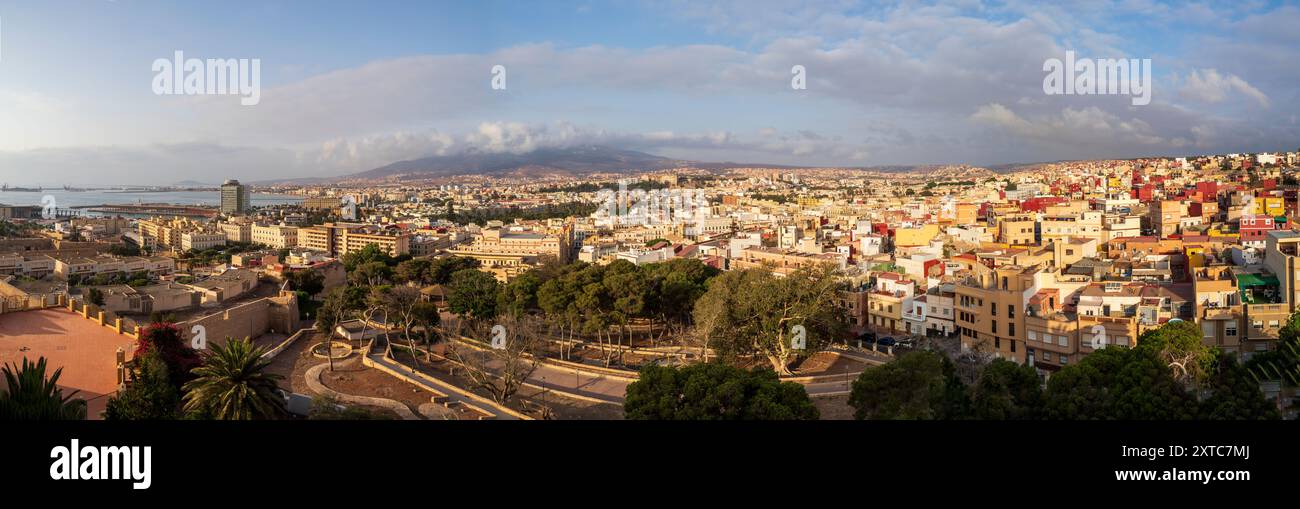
[1196,181,1218,198]
[1019,196,1067,213]
[1240,214,1279,247]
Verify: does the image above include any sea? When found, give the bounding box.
[0,189,303,209]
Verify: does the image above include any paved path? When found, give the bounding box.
[366,347,522,420]
[524,362,628,404]
[439,330,630,403]
[434,328,899,404]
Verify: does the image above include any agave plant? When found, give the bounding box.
[182,338,286,420]
[0,357,88,420]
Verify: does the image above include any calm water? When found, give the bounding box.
[0,189,303,208]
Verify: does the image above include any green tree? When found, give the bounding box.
[342,244,394,272]
[624,362,818,420]
[447,268,501,324]
[1135,320,1214,387]
[285,269,325,297]
[86,287,105,306]
[394,258,435,285]
[849,350,968,420]
[497,271,541,317]
[431,256,480,285]
[182,338,286,420]
[349,260,393,286]
[104,349,180,420]
[970,358,1042,420]
[1043,347,1197,420]
[411,301,442,346]
[692,264,848,374]
[1200,355,1280,420]
[0,357,87,420]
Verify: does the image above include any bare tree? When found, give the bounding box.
[446,313,543,405]
[379,285,424,366]
[315,289,348,372]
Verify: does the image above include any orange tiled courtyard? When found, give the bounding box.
[0,308,138,419]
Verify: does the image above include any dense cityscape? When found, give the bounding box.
[1,151,1296,421]
[4,0,1297,494]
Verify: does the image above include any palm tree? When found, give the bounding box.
[182,338,286,420]
[0,357,87,420]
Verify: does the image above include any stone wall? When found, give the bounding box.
[179,295,300,344]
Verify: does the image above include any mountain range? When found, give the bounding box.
[347,145,692,180]
[252,145,1009,185]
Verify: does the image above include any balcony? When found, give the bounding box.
[1202,307,1237,320]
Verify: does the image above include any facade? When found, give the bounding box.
[997,214,1037,246]
[448,226,575,268]
[251,224,299,249]
[53,255,175,279]
[220,179,251,215]
[0,253,56,277]
[220,222,252,244]
[1150,200,1183,237]
[298,223,411,257]
[956,264,1033,362]
[923,283,956,336]
[181,231,228,252]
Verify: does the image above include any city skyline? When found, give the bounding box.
[1,0,1298,185]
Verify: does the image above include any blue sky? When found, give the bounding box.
[0,0,1297,185]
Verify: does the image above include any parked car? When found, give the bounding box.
[895,337,916,348]
[876,336,898,347]
[856,331,877,345]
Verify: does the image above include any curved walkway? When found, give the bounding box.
[441,331,631,403]
[365,347,524,420]
[305,363,421,420]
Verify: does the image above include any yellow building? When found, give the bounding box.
[997,214,1037,246]
[894,224,941,248]
[1254,196,1285,218]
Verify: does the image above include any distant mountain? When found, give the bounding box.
[259,145,1036,185]
[347,146,692,180]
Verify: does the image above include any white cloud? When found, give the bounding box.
[1180,68,1270,108]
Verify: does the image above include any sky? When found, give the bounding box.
[0,0,1297,185]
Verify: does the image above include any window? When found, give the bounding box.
[1226,325,1237,337]
[1008,305,1015,318]
[991,320,998,334]
[991,303,997,317]
[1028,330,1037,341]
[1009,323,1015,336]
[1042,352,1052,362]
[1058,336,1068,347]
[1269,320,1280,328]
[1060,356,1068,365]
